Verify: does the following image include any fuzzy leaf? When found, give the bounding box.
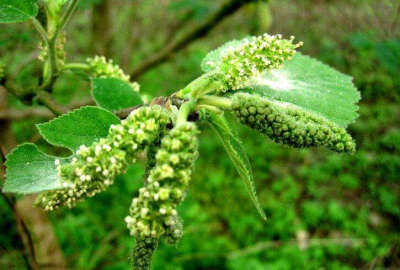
[37,106,120,152]
[91,78,143,111]
[2,144,67,194]
[0,0,38,23]
[207,112,266,220]
[241,53,361,127]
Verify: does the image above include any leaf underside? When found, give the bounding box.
[207,112,267,221]
[37,106,120,152]
[0,0,38,23]
[3,144,67,194]
[91,78,143,111]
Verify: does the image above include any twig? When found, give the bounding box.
[0,97,95,120]
[129,0,254,79]
[36,90,68,115]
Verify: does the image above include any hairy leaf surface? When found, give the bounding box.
[92,78,143,111]
[3,144,68,194]
[241,53,361,127]
[207,112,266,220]
[37,106,120,152]
[0,0,38,23]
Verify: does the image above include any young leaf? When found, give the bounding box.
[37,106,120,152]
[0,0,38,23]
[206,112,266,220]
[241,53,361,127]
[91,78,143,111]
[2,144,67,194]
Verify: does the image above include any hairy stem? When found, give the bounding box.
[177,100,196,126]
[198,95,232,110]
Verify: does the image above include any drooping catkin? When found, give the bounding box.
[125,122,199,239]
[132,236,158,270]
[36,106,170,211]
[231,93,355,153]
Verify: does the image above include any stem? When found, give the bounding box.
[36,90,68,115]
[31,18,48,45]
[63,62,90,71]
[177,73,223,99]
[55,0,80,38]
[177,100,196,126]
[198,95,232,110]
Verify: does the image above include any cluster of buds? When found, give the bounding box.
[204,34,302,92]
[132,237,159,270]
[125,122,199,239]
[36,106,170,211]
[86,56,140,92]
[38,32,67,67]
[231,93,355,153]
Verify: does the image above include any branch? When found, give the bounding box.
[0,98,95,120]
[129,0,254,79]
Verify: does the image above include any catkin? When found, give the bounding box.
[36,106,170,211]
[203,34,302,92]
[231,93,355,153]
[125,122,199,239]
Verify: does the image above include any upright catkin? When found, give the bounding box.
[231,93,355,153]
[125,122,199,239]
[36,106,170,211]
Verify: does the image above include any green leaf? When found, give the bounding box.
[240,53,361,127]
[207,112,266,220]
[2,144,67,194]
[37,106,120,152]
[0,0,38,23]
[91,78,143,111]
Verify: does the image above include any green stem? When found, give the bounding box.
[31,18,48,45]
[198,95,232,110]
[176,100,196,126]
[177,73,223,99]
[55,0,80,38]
[63,62,90,72]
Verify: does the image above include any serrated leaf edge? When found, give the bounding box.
[36,105,120,152]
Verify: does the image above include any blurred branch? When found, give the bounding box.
[0,97,95,120]
[129,0,254,79]
[92,0,112,57]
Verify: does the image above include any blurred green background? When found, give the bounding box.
[1,0,400,269]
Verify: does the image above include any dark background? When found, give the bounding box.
[1,0,399,269]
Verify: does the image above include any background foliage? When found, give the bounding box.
[1,0,399,269]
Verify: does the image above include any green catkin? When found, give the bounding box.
[36,106,170,211]
[231,93,356,153]
[132,236,158,270]
[125,122,199,239]
[86,56,140,92]
[204,34,302,92]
